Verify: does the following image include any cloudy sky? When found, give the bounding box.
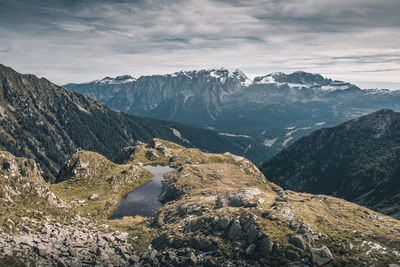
[0,0,399,89]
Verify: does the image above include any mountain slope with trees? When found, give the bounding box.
[260,109,400,219]
[65,69,400,157]
[0,64,266,181]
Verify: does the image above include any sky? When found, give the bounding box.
[0,0,399,89]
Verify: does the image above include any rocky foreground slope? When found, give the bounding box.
[260,109,400,220]
[0,139,399,266]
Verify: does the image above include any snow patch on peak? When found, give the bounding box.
[96,75,136,84]
[253,75,276,85]
[209,68,230,78]
[209,70,222,79]
[169,128,190,144]
[270,72,285,78]
[232,69,253,86]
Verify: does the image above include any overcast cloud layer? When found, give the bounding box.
[0,0,399,89]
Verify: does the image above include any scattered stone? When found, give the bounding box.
[286,250,299,260]
[227,220,242,240]
[88,194,98,200]
[6,218,15,227]
[146,150,159,160]
[217,216,230,230]
[189,251,198,265]
[311,245,333,266]
[226,188,262,207]
[34,244,50,257]
[343,242,353,252]
[260,238,274,257]
[246,244,256,255]
[289,235,306,250]
[276,190,288,202]
[21,226,31,234]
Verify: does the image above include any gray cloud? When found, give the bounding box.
[0,0,399,89]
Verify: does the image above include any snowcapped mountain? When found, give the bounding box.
[92,75,137,84]
[65,69,400,160]
[85,69,357,91]
[253,71,357,91]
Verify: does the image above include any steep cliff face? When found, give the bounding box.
[260,109,400,219]
[0,64,267,181]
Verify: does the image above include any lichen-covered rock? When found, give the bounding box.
[227,219,242,240]
[145,150,159,160]
[225,188,262,207]
[289,235,306,250]
[311,245,333,266]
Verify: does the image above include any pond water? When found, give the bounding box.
[109,165,173,219]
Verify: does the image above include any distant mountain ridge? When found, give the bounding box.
[65,68,400,159]
[0,63,268,181]
[260,109,400,219]
[80,69,359,90]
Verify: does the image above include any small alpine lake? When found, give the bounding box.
[110,165,173,219]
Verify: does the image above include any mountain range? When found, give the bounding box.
[0,64,267,181]
[0,63,399,265]
[65,68,400,158]
[260,109,400,219]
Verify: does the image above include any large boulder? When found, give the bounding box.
[226,188,262,207]
[227,219,242,240]
[311,245,333,266]
[289,235,306,250]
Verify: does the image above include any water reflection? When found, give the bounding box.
[110,165,173,219]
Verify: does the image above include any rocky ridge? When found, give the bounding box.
[0,139,399,266]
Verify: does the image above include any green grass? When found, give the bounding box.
[50,151,154,220]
